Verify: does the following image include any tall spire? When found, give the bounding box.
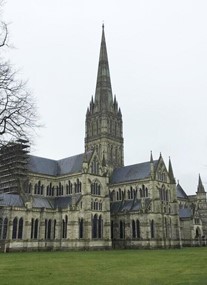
[94,25,113,111]
[168,157,176,184]
[197,174,205,193]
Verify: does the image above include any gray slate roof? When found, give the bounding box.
[28,151,93,176]
[110,161,158,184]
[179,207,193,218]
[0,193,81,209]
[110,198,150,213]
[0,193,24,207]
[177,183,188,199]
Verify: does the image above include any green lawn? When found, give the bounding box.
[0,248,207,285]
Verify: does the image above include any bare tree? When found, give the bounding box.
[0,2,38,145]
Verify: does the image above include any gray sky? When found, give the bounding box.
[3,0,207,194]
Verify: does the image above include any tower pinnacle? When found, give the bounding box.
[94,25,113,111]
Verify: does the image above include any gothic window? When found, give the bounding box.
[37,181,41,195]
[54,220,56,239]
[91,182,101,195]
[17,218,24,239]
[2,218,7,240]
[79,218,84,239]
[41,185,44,195]
[159,185,169,202]
[117,188,122,201]
[31,218,34,239]
[66,180,73,195]
[2,218,8,240]
[151,220,155,239]
[34,219,39,239]
[12,217,18,239]
[140,185,148,198]
[99,201,102,211]
[91,157,99,175]
[132,219,140,239]
[62,216,68,239]
[136,220,140,238]
[132,220,136,238]
[45,219,52,240]
[98,215,103,239]
[75,179,82,193]
[92,214,98,239]
[120,220,125,239]
[46,183,55,196]
[48,220,52,239]
[45,219,48,239]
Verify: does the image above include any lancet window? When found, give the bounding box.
[91,182,101,195]
[66,180,73,195]
[34,181,44,195]
[139,185,148,198]
[0,217,8,240]
[74,178,82,193]
[92,214,103,239]
[12,217,24,240]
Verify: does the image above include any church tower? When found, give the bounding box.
[85,25,124,171]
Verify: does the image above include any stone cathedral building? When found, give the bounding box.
[0,26,206,252]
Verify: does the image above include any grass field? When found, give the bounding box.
[0,247,207,285]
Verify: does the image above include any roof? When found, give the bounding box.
[179,207,193,219]
[28,151,93,176]
[110,198,150,213]
[0,193,24,207]
[177,183,188,199]
[0,193,81,209]
[110,161,158,184]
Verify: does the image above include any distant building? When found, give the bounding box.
[0,26,206,252]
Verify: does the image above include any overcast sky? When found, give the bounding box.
[3,0,207,194]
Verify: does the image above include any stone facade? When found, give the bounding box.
[0,26,206,252]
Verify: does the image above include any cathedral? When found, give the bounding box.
[0,26,206,252]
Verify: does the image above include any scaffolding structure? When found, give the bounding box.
[0,139,30,194]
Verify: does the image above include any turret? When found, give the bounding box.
[168,157,176,184]
[196,174,206,201]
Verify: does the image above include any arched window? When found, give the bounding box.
[54,220,56,239]
[92,214,98,239]
[12,217,18,239]
[48,219,52,239]
[79,218,84,239]
[132,220,136,238]
[120,220,125,239]
[31,218,34,239]
[41,185,44,195]
[136,220,140,238]
[151,220,155,239]
[18,218,24,239]
[2,218,8,240]
[98,215,103,239]
[45,219,48,239]
[62,216,68,239]
[34,219,39,239]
